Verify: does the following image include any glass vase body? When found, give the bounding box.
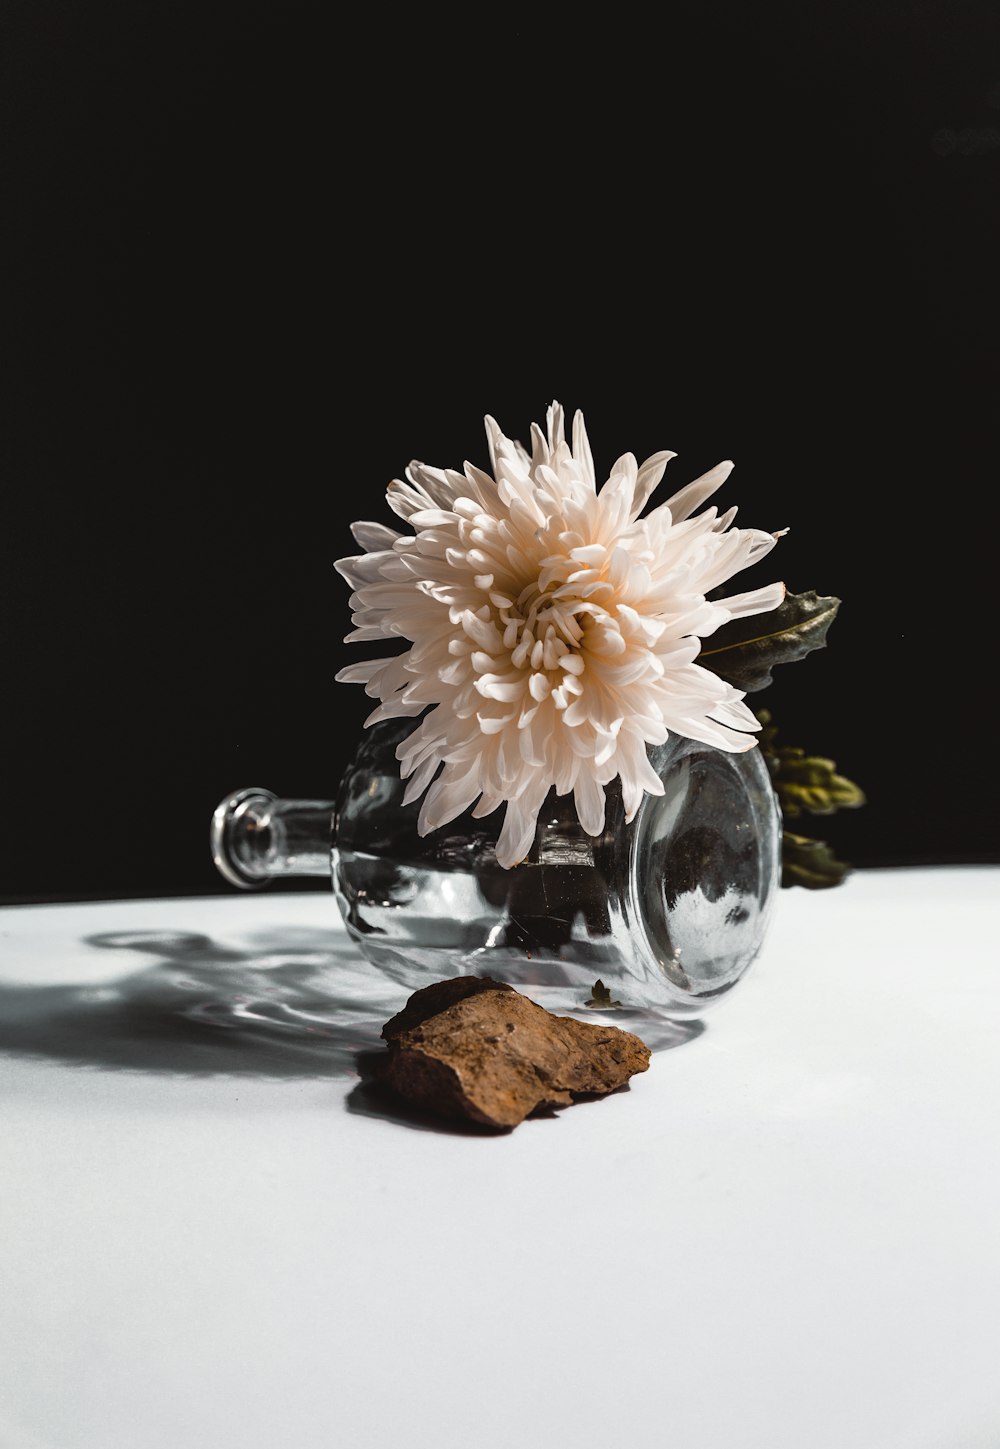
[213,716,782,1023]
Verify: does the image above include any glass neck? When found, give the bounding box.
[211,789,335,889]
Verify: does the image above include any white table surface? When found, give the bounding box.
[1,865,998,1449]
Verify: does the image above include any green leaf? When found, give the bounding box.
[757,709,865,889]
[781,831,854,890]
[585,979,621,1008]
[758,709,867,819]
[698,590,841,692]
[770,755,867,818]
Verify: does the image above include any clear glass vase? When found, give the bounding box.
[211,717,782,1026]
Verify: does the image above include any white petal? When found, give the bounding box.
[718,581,786,619]
[408,507,459,530]
[571,409,596,490]
[349,520,403,550]
[345,625,391,642]
[631,450,676,518]
[417,767,484,833]
[334,659,382,684]
[401,754,441,805]
[573,771,606,836]
[708,696,761,731]
[663,460,734,523]
[547,400,566,451]
[477,711,515,735]
[471,789,505,819]
[668,712,759,752]
[494,802,539,869]
[461,610,503,651]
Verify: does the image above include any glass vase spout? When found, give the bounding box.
[211,717,782,1022]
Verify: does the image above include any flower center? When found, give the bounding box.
[498,578,591,689]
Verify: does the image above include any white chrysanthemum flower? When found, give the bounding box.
[335,402,785,869]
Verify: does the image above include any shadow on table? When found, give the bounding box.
[0,927,706,1128]
[0,926,397,1079]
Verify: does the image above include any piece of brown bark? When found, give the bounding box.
[376,976,651,1131]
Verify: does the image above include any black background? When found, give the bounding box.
[3,1,999,903]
